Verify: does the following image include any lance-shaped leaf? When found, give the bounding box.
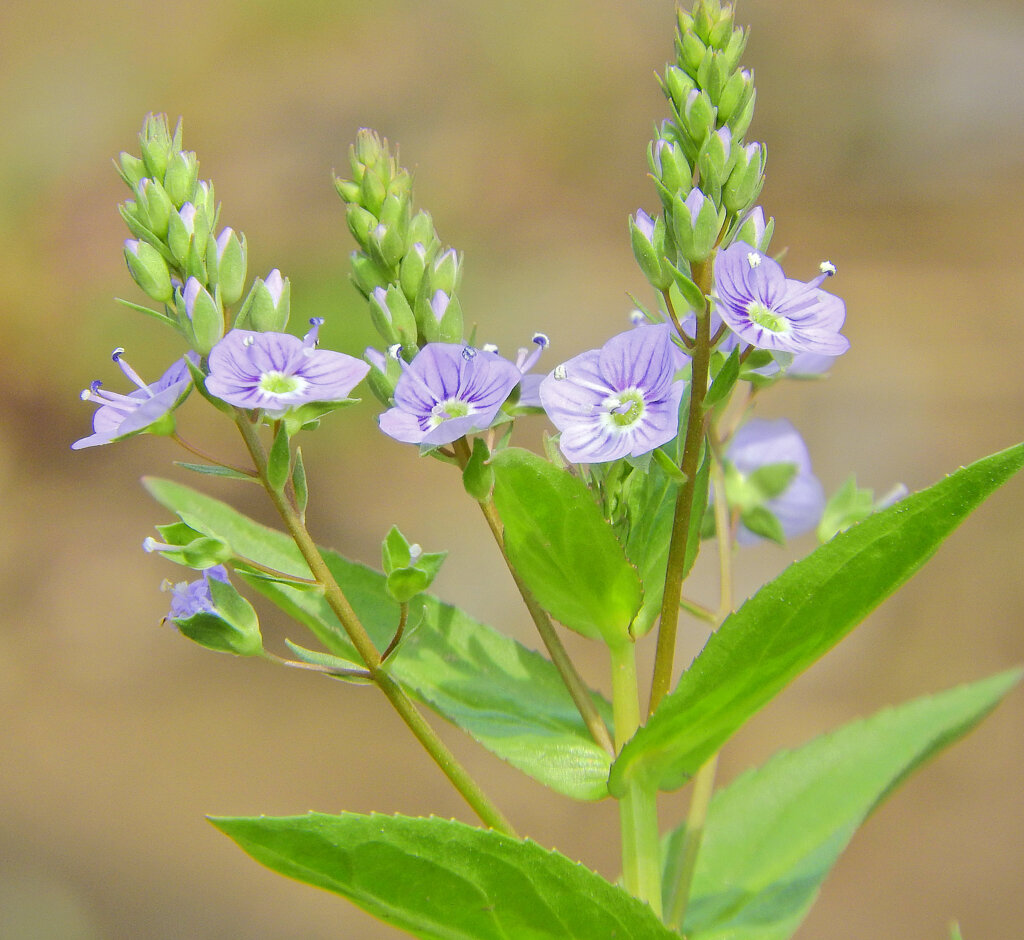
[664,669,1021,940]
[610,442,1024,796]
[144,477,613,800]
[212,812,681,940]
[491,448,643,645]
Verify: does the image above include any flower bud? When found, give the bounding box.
[417,289,463,344]
[629,209,673,290]
[721,26,748,73]
[333,176,362,204]
[162,151,199,208]
[369,221,405,270]
[124,239,173,303]
[210,227,247,305]
[138,113,178,182]
[734,206,774,252]
[696,126,734,198]
[360,167,387,216]
[136,178,173,239]
[369,284,418,346]
[663,66,696,115]
[166,567,263,657]
[353,127,386,171]
[671,188,724,262]
[429,248,462,296]
[364,345,400,404]
[723,142,766,215]
[239,269,290,332]
[167,202,210,269]
[346,204,377,247]
[407,210,437,248]
[350,252,390,297]
[682,89,717,145]
[649,134,692,201]
[678,29,707,78]
[399,242,428,304]
[717,68,753,126]
[728,89,757,140]
[697,49,729,104]
[117,152,147,189]
[180,276,224,355]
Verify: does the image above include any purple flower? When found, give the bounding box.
[726,418,825,545]
[713,243,849,356]
[204,319,370,418]
[539,323,688,464]
[379,342,525,446]
[165,565,230,620]
[73,349,196,450]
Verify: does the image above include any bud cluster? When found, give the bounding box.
[632,0,768,291]
[116,114,289,354]
[334,129,466,392]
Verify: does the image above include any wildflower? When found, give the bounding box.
[204,319,369,418]
[713,242,849,356]
[378,342,525,446]
[539,323,687,464]
[164,565,230,620]
[72,349,196,450]
[725,418,825,545]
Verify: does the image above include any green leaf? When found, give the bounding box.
[610,442,1024,795]
[703,346,740,410]
[490,448,643,645]
[143,477,613,800]
[666,669,1022,940]
[462,436,495,501]
[174,461,258,482]
[816,473,876,542]
[292,447,309,519]
[212,812,681,940]
[267,423,291,492]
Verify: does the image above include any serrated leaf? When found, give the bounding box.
[144,477,613,800]
[212,812,680,940]
[666,669,1022,940]
[610,443,1024,796]
[490,448,643,645]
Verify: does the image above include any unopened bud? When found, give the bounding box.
[163,151,199,208]
[124,239,173,303]
[210,228,247,306]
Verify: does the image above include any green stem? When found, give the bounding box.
[649,260,715,716]
[610,640,661,916]
[666,753,719,931]
[667,448,734,929]
[452,437,615,756]
[234,415,516,836]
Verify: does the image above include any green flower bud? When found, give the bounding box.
[727,88,757,139]
[210,228,247,306]
[167,202,210,269]
[346,204,377,247]
[723,141,766,215]
[697,49,729,103]
[163,151,199,208]
[138,113,178,182]
[180,277,224,355]
[172,576,263,657]
[237,269,289,332]
[364,346,400,404]
[630,210,673,290]
[333,176,362,203]
[136,178,174,239]
[381,527,446,604]
[649,134,692,202]
[682,89,717,145]
[721,25,748,73]
[369,284,418,346]
[671,188,724,262]
[117,152,147,189]
[350,252,390,297]
[360,166,387,216]
[124,238,173,303]
[369,221,405,270]
[395,244,426,305]
[417,289,463,344]
[678,29,707,78]
[407,210,437,248]
[429,248,461,296]
[353,127,386,171]
[695,126,735,199]
[716,68,753,126]
[663,65,696,115]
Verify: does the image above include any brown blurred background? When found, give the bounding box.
[2,0,1023,937]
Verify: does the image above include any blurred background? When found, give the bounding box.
[2,0,1023,936]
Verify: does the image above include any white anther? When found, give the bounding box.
[553,364,567,381]
[746,252,762,269]
[819,260,836,276]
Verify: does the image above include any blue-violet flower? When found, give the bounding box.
[204,319,369,418]
[713,242,849,356]
[539,323,687,464]
[726,418,825,545]
[379,339,538,446]
[165,565,230,620]
[73,349,196,450]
